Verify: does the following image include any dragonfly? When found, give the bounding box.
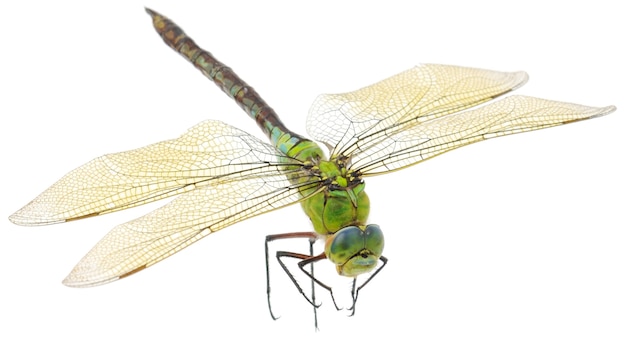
[9,8,615,327]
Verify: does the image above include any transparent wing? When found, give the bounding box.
[63,172,319,287]
[9,119,302,226]
[307,64,528,157]
[350,95,615,175]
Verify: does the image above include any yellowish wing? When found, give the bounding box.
[62,172,315,287]
[352,95,615,175]
[10,117,320,287]
[307,64,528,156]
[9,119,299,226]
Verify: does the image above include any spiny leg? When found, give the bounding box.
[297,254,344,311]
[350,278,357,316]
[307,235,317,329]
[265,232,320,327]
[347,255,388,316]
[275,251,325,307]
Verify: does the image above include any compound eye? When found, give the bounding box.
[325,224,385,277]
[326,226,364,265]
[363,224,384,257]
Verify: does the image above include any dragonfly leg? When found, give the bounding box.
[265,232,320,326]
[349,278,357,316]
[275,251,325,308]
[346,255,388,316]
[297,255,344,311]
[307,235,318,330]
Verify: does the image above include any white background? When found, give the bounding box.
[0,1,624,340]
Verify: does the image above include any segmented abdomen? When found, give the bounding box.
[146,9,321,161]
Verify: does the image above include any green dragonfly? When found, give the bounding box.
[9,8,615,325]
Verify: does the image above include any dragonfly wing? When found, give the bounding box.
[306,64,528,156]
[9,119,295,226]
[351,95,615,175]
[63,172,318,287]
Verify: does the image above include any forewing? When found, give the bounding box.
[9,120,295,226]
[63,171,319,287]
[307,64,528,156]
[352,95,615,175]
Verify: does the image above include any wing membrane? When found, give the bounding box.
[63,173,319,287]
[307,64,528,157]
[9,120,300,226]
[352,95,615,175]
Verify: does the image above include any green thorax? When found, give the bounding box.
[277,134,381,278]
[298,157,370,236]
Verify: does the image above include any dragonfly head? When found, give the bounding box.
[325,224,384,277]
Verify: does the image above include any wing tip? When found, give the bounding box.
[62,264,148,288]
[8,213,20,225]
[8,212,65,226]
[596,105,617,118]
[62,274,120,288]
[511,70,530,91]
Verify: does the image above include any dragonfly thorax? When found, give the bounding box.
[300,159,369,235]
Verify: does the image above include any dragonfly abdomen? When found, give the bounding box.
[146,9,322,162]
